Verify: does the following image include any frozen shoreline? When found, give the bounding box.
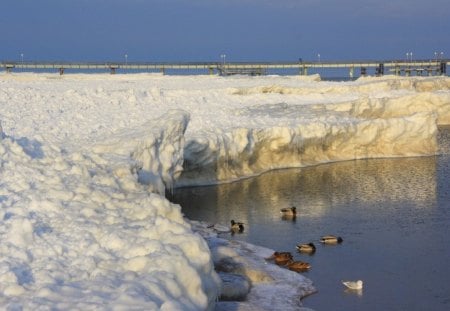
[1,73,449,310]
[190,221,316,311]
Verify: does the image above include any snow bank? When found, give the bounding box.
[0,111,220,310]
[178,95,442,186]
[91,109,189,194]
[1,73,450,310]
[231,75,450,97]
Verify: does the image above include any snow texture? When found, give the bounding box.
[0,109,219,310]
[1,72,450,310]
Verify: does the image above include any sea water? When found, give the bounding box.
[169,127,450,311]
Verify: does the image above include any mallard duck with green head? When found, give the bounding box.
[296,242,316,254]
[320,235,343,244]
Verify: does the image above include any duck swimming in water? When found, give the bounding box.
[296,242,316,254]
[280,206,297,216]
[230,220,244,233]
[320,235,343,244]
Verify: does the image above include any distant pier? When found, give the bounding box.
[1,59,448,77]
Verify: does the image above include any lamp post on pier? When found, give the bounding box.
[220,54,226,67]
[406,52,413,62]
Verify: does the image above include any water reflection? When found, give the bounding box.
[172,156,437,225]
[344,288,364,297]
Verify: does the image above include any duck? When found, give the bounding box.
[320,235,343,244]
[275,255,293,266]
[230,220,244,233]
[266,251,293,265]
[342,280,363,290]
[296,242,316,254]
[280,206,297,216]
[285,260,311,272]
[266,251,292,260]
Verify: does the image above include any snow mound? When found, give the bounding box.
[0,111,220,310]
[91,109,189,194]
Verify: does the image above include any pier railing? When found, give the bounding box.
[1,59,448,77]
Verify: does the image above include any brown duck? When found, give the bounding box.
[285,260,311,272]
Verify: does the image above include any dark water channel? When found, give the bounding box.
[169,127,450,311]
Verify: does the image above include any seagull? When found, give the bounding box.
[342,280,363,290]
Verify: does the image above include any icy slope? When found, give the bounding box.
[0,111,220,310]
[91,109,189,194]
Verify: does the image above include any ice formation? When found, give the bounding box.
[0,72,449,310]
[91,109,190,194]
[179,81,450,186]
[0,109,219,310]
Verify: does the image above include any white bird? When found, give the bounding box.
[342,280,363,290]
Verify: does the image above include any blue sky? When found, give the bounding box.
[1,0,449,62]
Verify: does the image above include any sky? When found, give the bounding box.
[1,0,449,63]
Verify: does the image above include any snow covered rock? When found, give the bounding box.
[218,272,251,301]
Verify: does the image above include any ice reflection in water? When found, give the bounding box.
[170,129,450,311]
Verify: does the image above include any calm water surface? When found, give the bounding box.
[170,127,450,311]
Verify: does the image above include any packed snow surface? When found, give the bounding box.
[0,72,450,310]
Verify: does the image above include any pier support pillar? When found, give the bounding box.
[360,67,367,77]
[5,64,14,73]
[376,63,384,76]
[440,62,447,75]
[109,66,117,74]
[300,66,308,76]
